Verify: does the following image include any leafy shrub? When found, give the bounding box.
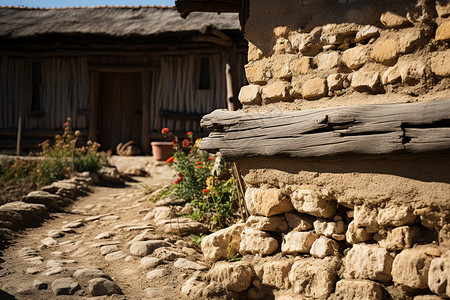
[163,129,239,230]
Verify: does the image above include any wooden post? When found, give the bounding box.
[16,111,22,156]
[88,71,99,142]
[225,45,240,111]
[141,71,151,154]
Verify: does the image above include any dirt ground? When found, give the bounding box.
[0,160,209,300]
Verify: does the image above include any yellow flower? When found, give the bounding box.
[206,176,213,189]
[193,138,202,148]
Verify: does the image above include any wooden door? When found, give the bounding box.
[97,72,142,152]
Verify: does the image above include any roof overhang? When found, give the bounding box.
[175,0,242,17]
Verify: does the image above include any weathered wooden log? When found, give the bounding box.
[199,99,450,160]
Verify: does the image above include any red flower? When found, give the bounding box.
[196,165,202,169]
[174,178,181,184]
[161,128,169,135]
[63,122,69,127]
[182,139,190,148]
[171,139,177,145]
[196,161,203,165]
[208,157,215,160]
[177,173,183,178]
[187,131,193,136]
[166,157,174,163]
[202,188,210,194]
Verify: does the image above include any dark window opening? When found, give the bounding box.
[198,58,210,90]
[31,62,41,111]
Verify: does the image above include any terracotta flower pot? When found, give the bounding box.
[151,141,174,161]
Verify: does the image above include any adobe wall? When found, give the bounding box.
[239,0,450,111]
[199,1,450,299]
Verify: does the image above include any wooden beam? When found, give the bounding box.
[88,71,99,142]
[199,99,450,160]
[192,35,233,47]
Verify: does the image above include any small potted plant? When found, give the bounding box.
[151,128,176,161]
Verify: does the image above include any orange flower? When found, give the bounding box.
[196,161,203,165]
[166,157,174,163]
[202,188,210,194]
[161,128,169,135]
[196,165,202,169]
[187,131,193,136]
[182,139,190,148]
[208,157,215,160]
[174,178,181,184]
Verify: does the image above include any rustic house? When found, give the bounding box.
[177,1,450,299]
[0,6,247,154]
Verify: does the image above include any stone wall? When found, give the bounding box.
[199,156,450,299]
[239,0,450,110]
[195,1,450,299]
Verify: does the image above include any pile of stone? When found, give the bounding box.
[240,1,450,105]
[194,186,449,299]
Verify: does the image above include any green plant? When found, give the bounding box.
[192,233,206,245]
[227,242,242,262]
[162,128,239,230]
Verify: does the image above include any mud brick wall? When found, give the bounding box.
[239,0,450,110]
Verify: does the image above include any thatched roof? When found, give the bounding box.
[176,0,242,17]
[0,6,240,38]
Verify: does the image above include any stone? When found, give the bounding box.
[239,85,261,105]
[257,259,293,290]
[146,268,169,279]
[33,279,48,290]
[313,219,344,237]
[62,221,84,229]
[377,204,416,227]
[207,261,254,293]
[88,278,121,296]
[105,251,127,261]
[289,30,321,55]
[310,236,339,258]
[129,240,170,256]
[51,277,80,295]
[335,279,383,300]
[351,71,380,92]
[47,230,65,238]
[392,248,434,290]
[41,237,58,246]
[346,221,373,244]
[181,276,207,298]
[291,56,312,75]
[314,51,342,70]
[272,54,295,79]
[248,42,264,61]
[436,21,450,42]
[22,191,62,211]
[145,287,166,299]
[274,26,290,39]
[262,81,291,103]
[344,244,393,283]
[245,60,269,84]
[245,187,294,217]
[399,27,429,54]
[428,257,450,298]
[371,39,399,65]
[239,228,279,256]
[354,205,379,233]
[127,230,162,245]
[246,215,288,232]
[281,231,318,255]
[342,46,369,70]
[290,189,336,218]
[153,247,186,261]
[355,25,380,42]
[431,50,450,77]
[158,218,208,235]
[320,23,358,45]
[201,223,245,262]
[302,77,328,100]
[95,232,115,239]
[382,65,401,85]
[273,38,293,54]
[100,245,119,256]
[150,206,175,223]
[327,73,346,91]
[27,267,42,274]
[0,209,23,227]
[414,296,445,300]
[284,211,314,231]
[374,226,420,251]
[174,258,208,270]
[140,257,163,269]
[44,266,64,276]
[380,11,411,28]
[289,257,339,299]
[436,1,450,17]
[0,201,47,226]
[73,268,107,287]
